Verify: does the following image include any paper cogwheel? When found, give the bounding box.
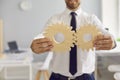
[43,23,74,52]
[76,24,101,51]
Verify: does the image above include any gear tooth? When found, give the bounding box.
[70,26,72,28]
[68,47,71,51]
[58,21,60,24]
[45,27,49,30]
[74,42,77,45]
[72,30,75,33]
[73,41,75,43]
[74,42,77,46]
[71,44,74,47]
[91,48,94,51]
[70,27,73,30]
[73,36,76,40]
[43,31,47,34]
[77,45,80,48]
[89,24,91,26]
[84,25,87,27]
[73,35,77,40]
[89,48,91,51]
[69,47,72,51]
[83,48,85,52]
[75,35,77,39]
[61,22,63,25]
[71,45,74,48]
[76,28,78,32]
[86,48,89,52]
[73,32,75,36]
[73,40,76,43]
[86,49,89,52]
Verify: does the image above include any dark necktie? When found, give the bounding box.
[69,12,77,75]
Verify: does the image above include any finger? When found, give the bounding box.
[94,34,112,41]
[31,40,53,53]
[95,34,104,40]
[96,46,112,50]
[95,43,113,50]
[103,35,112,39]
[33,45,53,53]
[39,41,53,48]
[33,37,50,44]
[95,43,112,48]
[41,45,53,52]
[47,41,53,46]
[94,39,113,45]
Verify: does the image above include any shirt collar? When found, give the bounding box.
[64,6,82,16]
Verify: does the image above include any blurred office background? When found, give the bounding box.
[0,0,120,80]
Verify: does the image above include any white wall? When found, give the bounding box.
[101,0,119,38]
[0,0,101,49]
[81,0,101,20]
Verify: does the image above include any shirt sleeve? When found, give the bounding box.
[91,15,116,49]
[32,16,57,56]
[90,15,107,34]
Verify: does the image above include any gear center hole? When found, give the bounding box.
[54,33,65,43]
[83,33,92,42]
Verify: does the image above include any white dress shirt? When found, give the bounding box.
[34,7,110,77]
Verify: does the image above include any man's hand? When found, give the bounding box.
[93,34,114,50]
[30,37,53,54]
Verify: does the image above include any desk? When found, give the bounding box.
[95,44,120,80]
[0,49,33,80]
[96,47,120,57]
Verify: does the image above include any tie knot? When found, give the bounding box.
[70,12,76,16]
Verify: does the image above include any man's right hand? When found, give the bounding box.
[30,37,53,54]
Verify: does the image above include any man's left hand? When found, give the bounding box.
[93,34,114,50]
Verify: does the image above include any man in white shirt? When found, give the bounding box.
[31,0,115,80]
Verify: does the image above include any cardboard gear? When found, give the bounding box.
[43,23,74,52]
[76,24,101,51]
